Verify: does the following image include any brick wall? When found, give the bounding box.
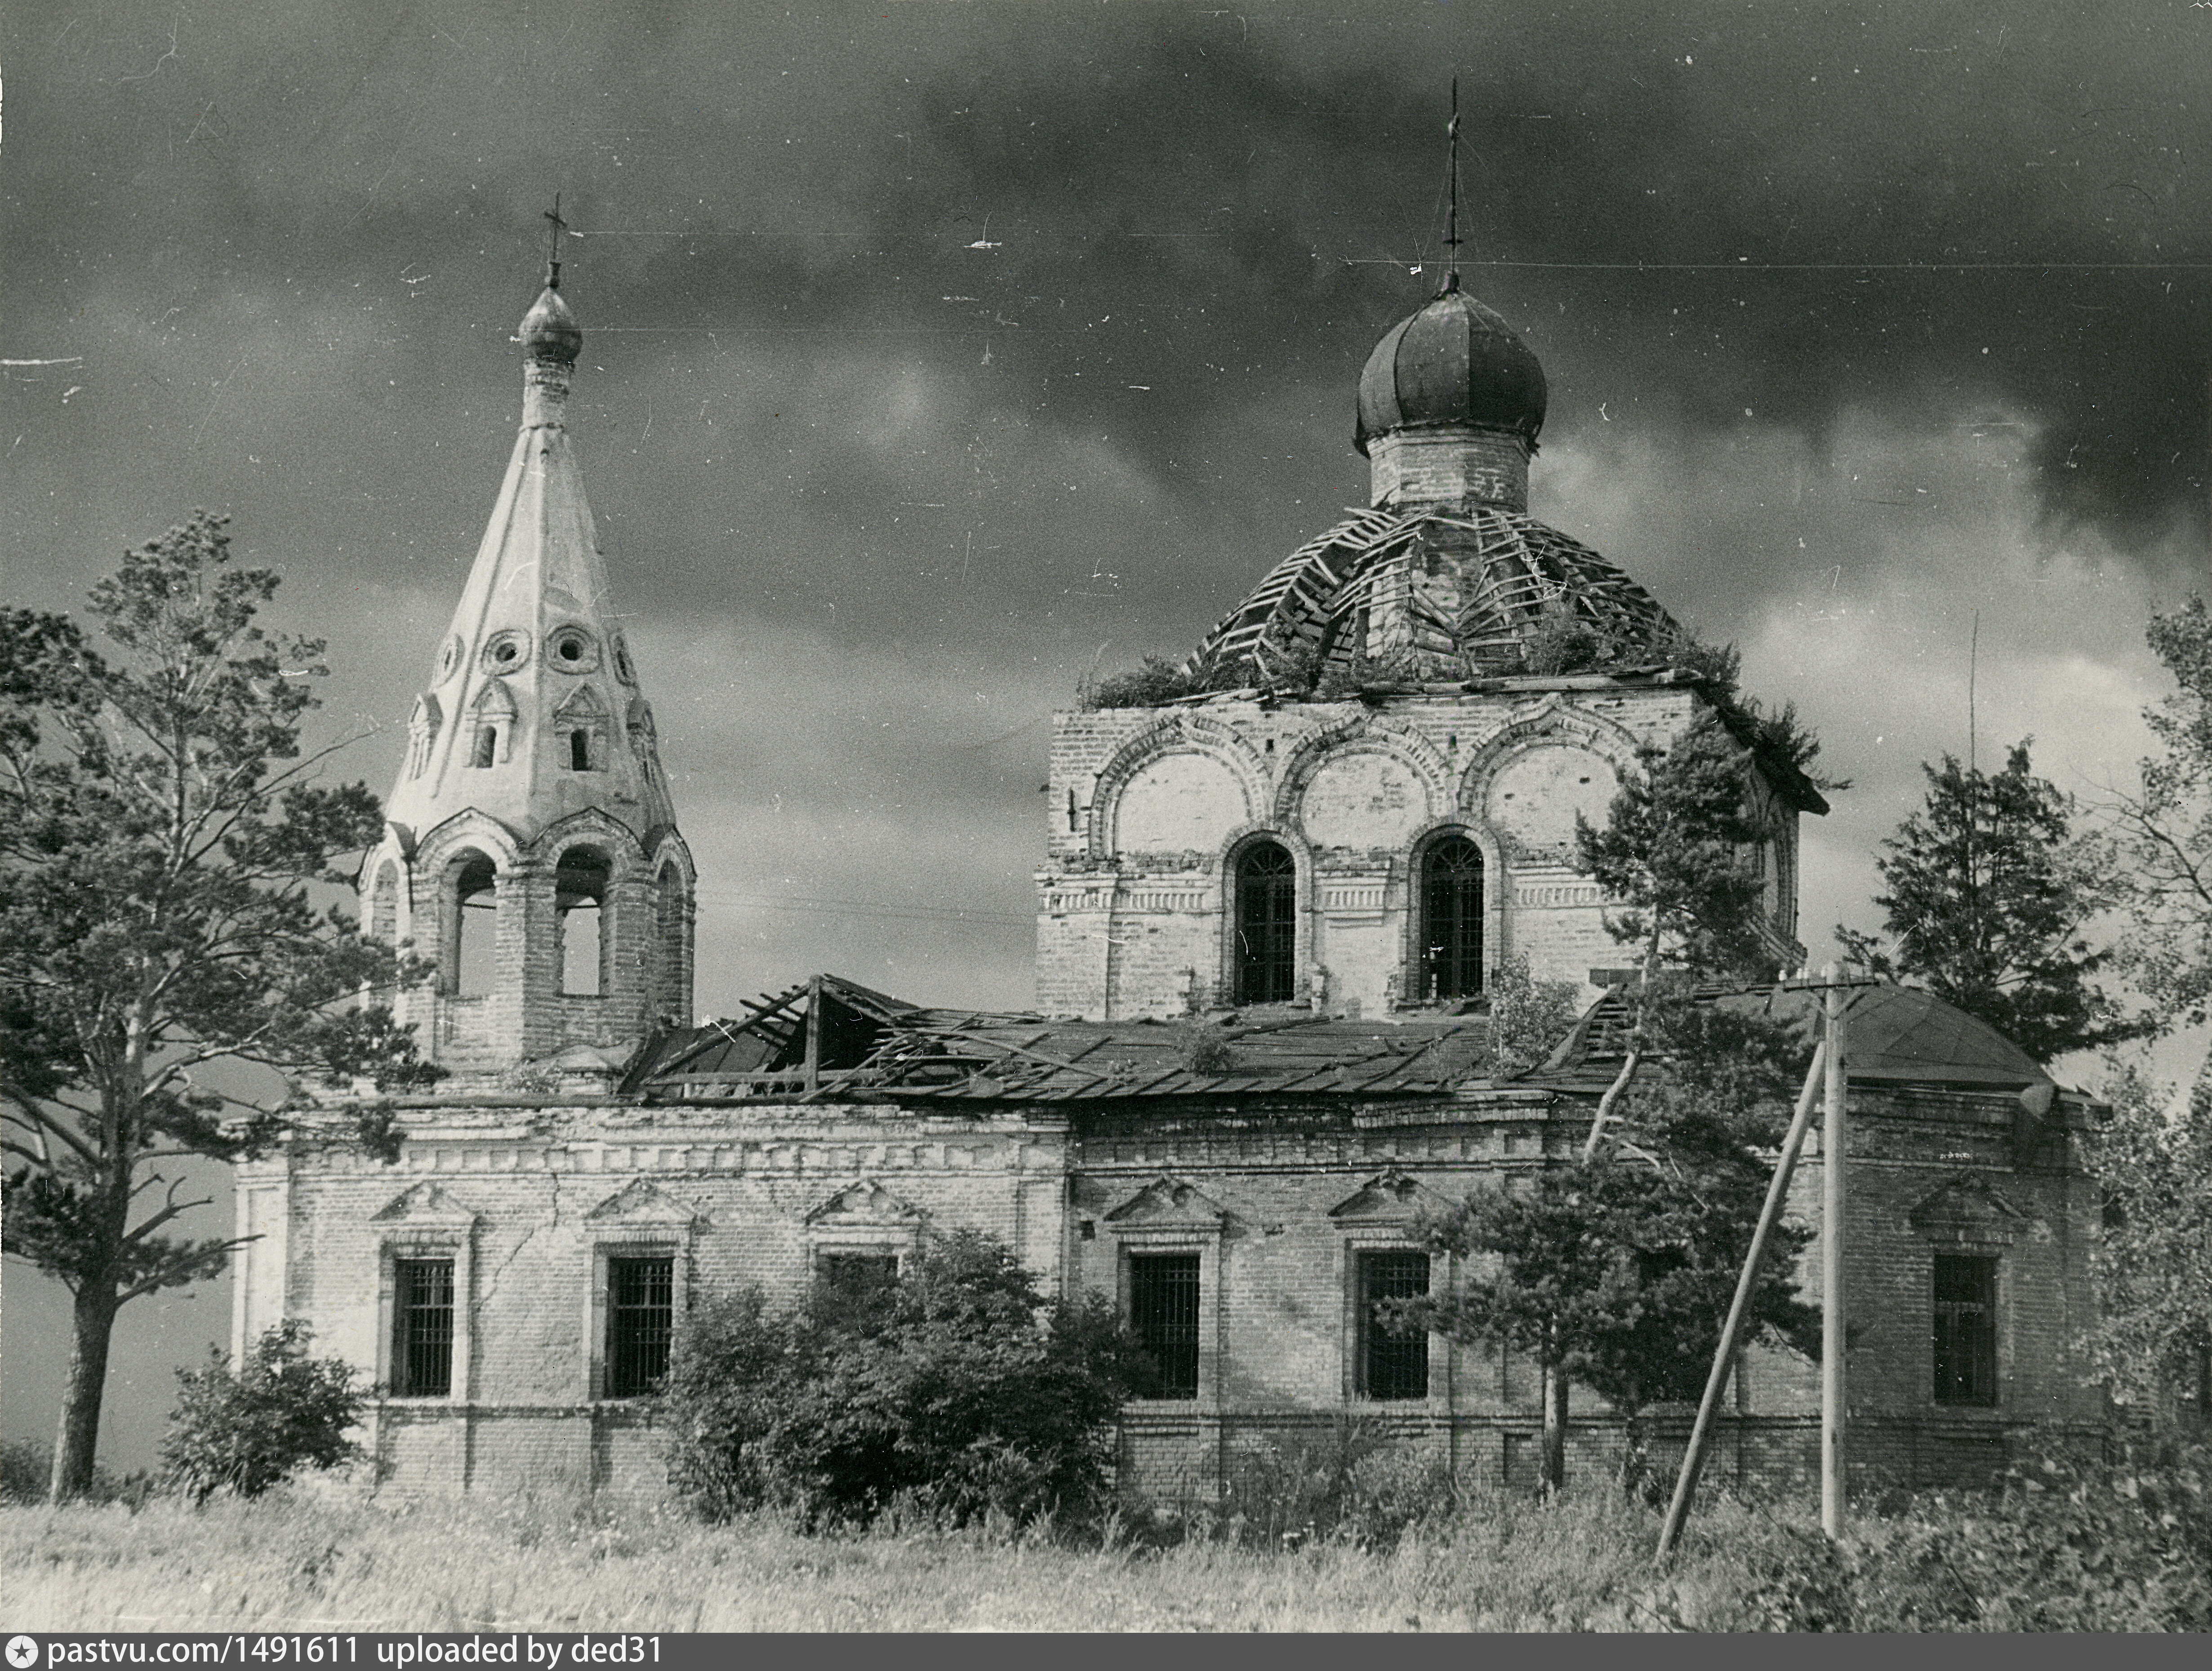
[258,1073,2095,1503]
[1038,685,1798,1020]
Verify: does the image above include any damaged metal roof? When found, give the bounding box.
[623,973,1497,1104]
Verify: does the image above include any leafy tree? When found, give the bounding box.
[2110,596,2212,1029]
[2084,1066,2212,1428]
[1576,712,1782,991]
[661,1230,1142,1529]
[160,1319,364,1502]
[0,515,437,1501]
[1482,952,1581,1077]
[1837,743,2142,1061]
[1407,1000,1819,1494]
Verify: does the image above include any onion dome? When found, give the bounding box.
[1354,280,1547,455]
[518,283,582,364]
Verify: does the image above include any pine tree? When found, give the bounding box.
[0,514,438,1500]
[1838,743,2141,1061]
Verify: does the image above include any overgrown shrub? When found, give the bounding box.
[661,1230,1142,1531]
[1087,657,1202,709]
[1481,952,1581,1073]
[1,1437,49,1503]
[160,1320,364,1502]
[1220,1420,1468,1551]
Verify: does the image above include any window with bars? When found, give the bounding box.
[391,1257,454,1398]
[1128,1252,1201,1400]
[605,1255,675,1398]
[1234,842,1297,1005]
[1357,1250,1430,1400]
[1417,834,1484,1000]
[1932,1253,1998,1407]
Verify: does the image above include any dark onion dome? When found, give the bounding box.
[1355,282,1547,455]
[518,283,583,364]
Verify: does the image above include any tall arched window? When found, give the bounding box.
[654,861,688,1022]
[556,847,611,998]
[446,851,498,996]
[1233,840,1297,1004]
[1417,832,1484,1000]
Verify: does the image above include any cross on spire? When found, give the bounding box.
[1443,77,1462,293]
[543,192,568,289]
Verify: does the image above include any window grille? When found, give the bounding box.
[1932,1253,1998,1406]
[1358,1250,1430,1400]
[1418,834,1484,1000]
[605,1255,675,1397]
[1129,1252,1201,1399]
[1234,842,1297,1005]
[392,1258,454,1398]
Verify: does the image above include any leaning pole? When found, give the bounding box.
[1820,963,1848,1541]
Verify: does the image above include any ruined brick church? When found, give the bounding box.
[234,247,2103,1500]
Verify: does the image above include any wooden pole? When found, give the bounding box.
[804,973,822,1094]
[1654,1040,1829,1562]
[1820,962,1848,1540]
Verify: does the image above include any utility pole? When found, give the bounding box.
[1820,961,1849,1540]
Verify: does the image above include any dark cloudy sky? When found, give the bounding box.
[7,0,2211,1467]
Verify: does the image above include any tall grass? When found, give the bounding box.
[4,1447,2204,1632]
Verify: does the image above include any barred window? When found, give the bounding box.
[1358,1250,1430,1400]
[392,1258,454,1398]
[1129,1252,1201,1400]
[1933,1253,1998,1407]
[605,1255,674,1398]
[1234,842,1297,1005]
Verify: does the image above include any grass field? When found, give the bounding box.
[6,1452,2207,1632]
[4,1484,1803,1632]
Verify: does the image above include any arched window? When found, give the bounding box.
[369,862,400,947]
[556,847,612,998]
[1417,832,1484,1000]
[446,851,498,996]
[654,861,688,1022]
[1233,840,1297,1004]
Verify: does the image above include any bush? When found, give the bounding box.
[1220,1419,1468,1551]
[161,1320,365,1502]
[1482,952,1581,1073]
[661,1230,1143,1531]
[1087,656,1202,709]
[1,1437,50,1503]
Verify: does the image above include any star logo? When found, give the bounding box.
[6,1635,38,1669]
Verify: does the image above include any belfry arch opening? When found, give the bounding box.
[1415,831,1485,1001]
[557,846,612,998]
[1232,840,1297,1005]
[446,851,498,996]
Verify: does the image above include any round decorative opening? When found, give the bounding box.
[479,629,530,674]
[545,626,600,672]
[610,633,636,685]
[435,636,465,682]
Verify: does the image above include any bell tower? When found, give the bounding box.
[363,235,695,1079]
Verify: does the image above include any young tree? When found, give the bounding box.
[161,1319,365,1502]
[1408,1000,1819,1494]
[2110,596,2212,1029]
[2083,1066,2212,1429]
[0,515,437,1500]
[1837,743,2142,1061]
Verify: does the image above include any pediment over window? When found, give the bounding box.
[554,684,608,721]
[1909,1175,2027,1242]
[470,678,518,720]
[804,1178,925,1227]
[1104,1175,1230,1230]
[584,1178,700,1230]
[1328,1169,1453,1223]
[369,1181,481,1229]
